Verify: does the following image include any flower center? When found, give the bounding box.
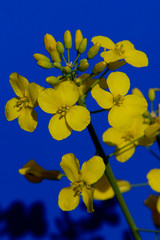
[114,44,125,56]
[14,97,29,111]
[57,105,70,117]
[113,95,124,106]
[122,131,134,142]
[72,181,91,197]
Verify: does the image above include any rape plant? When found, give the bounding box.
[5,30,160,240]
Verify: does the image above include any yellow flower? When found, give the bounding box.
[145,104,160,139]
[38,81,91,140]
[58,153,105,213]
[147,169,160,192]
[91,36,148,67]
[91,72,148,130]
[145,194,160,227]
[5,73,42,132]
[93,174,131,200]
[19,159,62,183]
[103,116,150,162]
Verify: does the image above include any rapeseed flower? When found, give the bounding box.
[91,72,147,130]
[38,81,90,140]
[5,73,42,132]
[91,36,148,67]
[147,169,160,193]
[58,153,105,212]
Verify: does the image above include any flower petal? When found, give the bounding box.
[147,169,160,193]
[101,50,122,63]
[82,186,94,213]
[81,156,105,184]
[125,50,148,67]
[107,72,130,97]
[25,83,43,107]
[18,108,38,132]
[38,88,62,114]
[5,97,22,121]
[9,72,29,97]
[56,81,79,107]
[108,105,133,130]
[124,94,148,115]
[58,186,80,211]
[117,40,135,51]
[60,153,80,182]
[115,143,135,162]
[91,85,114,109]
[91,36,115,49]
[48,114,72,140]
[66,105,90,131]
[103,127,124,146]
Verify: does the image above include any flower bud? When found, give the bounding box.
[78,38,87,54]
[74,77,82,87]
[62,66,72,74]
[53,62,62,69]
[143,110,150,118]
[108,60,126,70]
[33,53,50,62]
[75,29,83,51]
[78,59,89,72]
[148,88,155,102]
[50,51,62,63]
[44,34,61,62]
[46,76,59,86]
[37,61,52,69]
[64,30,72,49]
[87,43,101,59]
[56,41,65,55]
[92,61,107,75]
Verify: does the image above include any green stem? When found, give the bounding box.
[87,122,141,240]
[67,49,70,63]
[81,73,93,83]
[155,232,159,240]
[90,109,107,114]
[137,229,160,234]
[146,146,160,161]
[62,54,67,64]
[72,53,80,66]
[130,183,148,188]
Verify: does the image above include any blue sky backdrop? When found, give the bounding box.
[0,0,160,239]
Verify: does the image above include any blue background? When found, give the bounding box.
[0,0,160,239]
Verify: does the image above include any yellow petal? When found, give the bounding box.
[108,105,133,130]
[115,143,135,162]
[91,36,115,49]
[58,186,80,211]
[82,186,94,213]
[91,85,114,109]
[60,153,80,182]
[25,83,43,107]
[48,114,72,140]
[125,50,148,67]
[18,108,38,132]
[101,50,122,63]
[9,72,29,97]
[5,97,22,121]
[124,94,148,115]
[107,72,130,97]
[81,156,105,184]
[147,169,160,192]
[66,105,90,131]
[103,128,124,146]
[38,88,62,114]
[157,196,160,213]
[56,81,79,107]
[117,40,135,51]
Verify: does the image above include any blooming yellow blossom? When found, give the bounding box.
[91,36,148,67]
[5,73,42,132]
[91,72,148,130]
[147,169,160,192]
[19,160,62,183]
[93,174,131,200]
[38,81,90,140]
[103,116,150,162]
[58,153,105,213]
[145,194,160,227]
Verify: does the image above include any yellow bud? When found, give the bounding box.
[56,41,64,55]
[62,66,72,74]
[64,30,72,49]
[78,38,87,54]
[87,43,101,59]
[75,29,83,50]
[108,60,126,70]
[46,76,59,86]
[92,61,107,75]
[33,53,50,62]
[44,33,57,52]
[53,62,62,69]
[143,110,150,118]
[50,51,61,63]
[74,78,82,86]
[78,59,89,72]
[37,61,52,69]
[148,88,155,102]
